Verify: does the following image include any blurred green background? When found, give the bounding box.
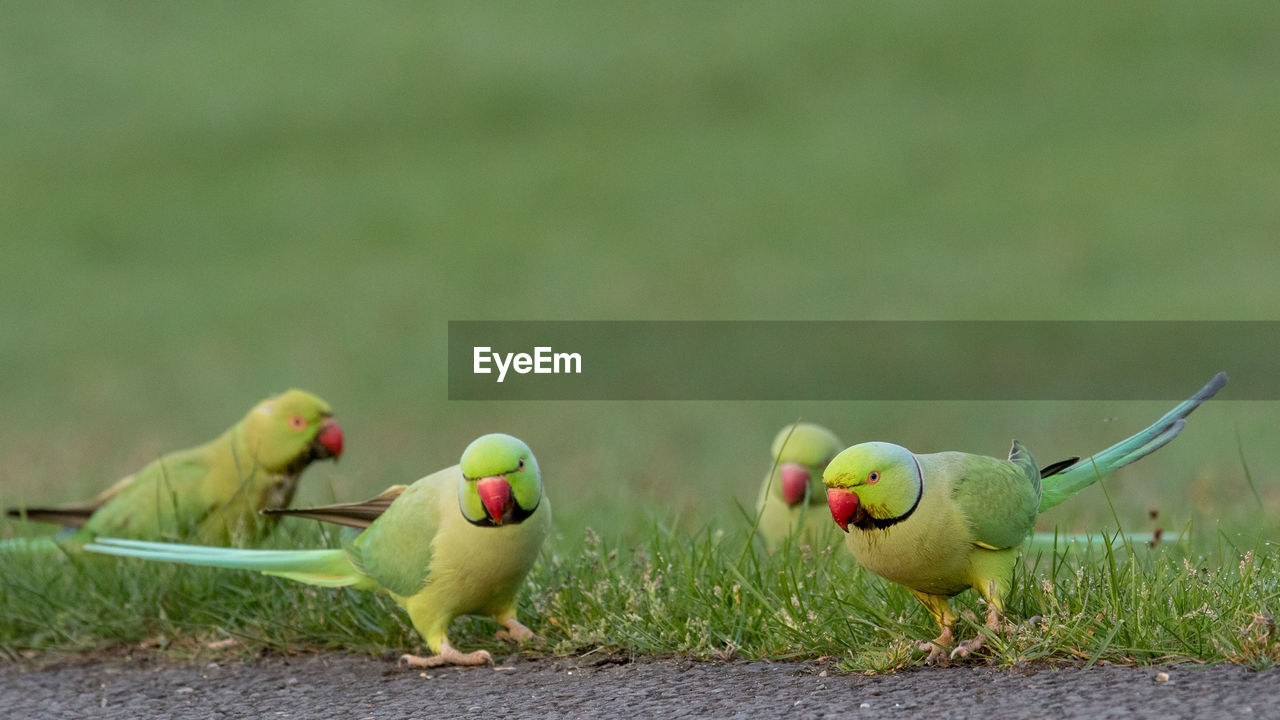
[2,1,1277,544]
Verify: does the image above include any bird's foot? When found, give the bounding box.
[985,605,1009,633]
[495,617,537,644]
[919,642,950,666]
[950,634,986,660]
[918,627,954,666]
[947,603,1009,660]
[398,643,493,668]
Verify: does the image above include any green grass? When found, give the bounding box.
[4,517,1280,671]
[1,0,1279,670]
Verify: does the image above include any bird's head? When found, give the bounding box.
[242,389,344,473]
[823,442,922,532]
[769,423,841,508]
[458,434,542,527]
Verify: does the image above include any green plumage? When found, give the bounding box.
[5,389,341,550]
[88,433,550,665]
[342,476,445,598]
[949,444,1040,552]
[823,373,1226,663]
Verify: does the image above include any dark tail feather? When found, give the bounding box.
[259,485,406,529]
[5,506,97,529]
[1039,457,1081,479]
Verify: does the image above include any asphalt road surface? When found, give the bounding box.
[1,653,1274,719]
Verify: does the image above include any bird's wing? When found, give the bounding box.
[948,453,1040,550]
[345,468,455,597]
[81,451,216,538]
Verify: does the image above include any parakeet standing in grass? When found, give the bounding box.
[4,389,343,549]
[823,372,1226,664]
[756,423,843,552]
[88,433,550,667]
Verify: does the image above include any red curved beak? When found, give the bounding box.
[476,476,513,525]
[779,463,811,507]
[827,487,860,532]
[316,418,344,459]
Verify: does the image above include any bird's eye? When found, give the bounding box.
[288,415,306,430]
[867,471,880,484]
[518,458,526,471]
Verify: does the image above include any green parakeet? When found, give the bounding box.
[4,389,343,549]
[88,433,550,667]
[756,423,843,552]
[823,372,1226,664]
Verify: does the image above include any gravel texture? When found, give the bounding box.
[1,654,1274,719]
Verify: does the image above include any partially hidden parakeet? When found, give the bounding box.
[756,423,843,552]
[88,433,550,667]
[4,389,343,549]
[822,372,1226,664]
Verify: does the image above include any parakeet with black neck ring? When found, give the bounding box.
[824,372,1226,664]
[89,433,550,668]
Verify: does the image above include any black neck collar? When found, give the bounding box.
[853,455,924,531]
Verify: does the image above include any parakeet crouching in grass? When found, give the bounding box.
[823,372,1226,665]
[89,433,550,667]
[4,389,343,550]
[756,423,842,552]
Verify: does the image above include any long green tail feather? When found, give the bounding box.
[1038,371,1227,512]
[86,538,365,588]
